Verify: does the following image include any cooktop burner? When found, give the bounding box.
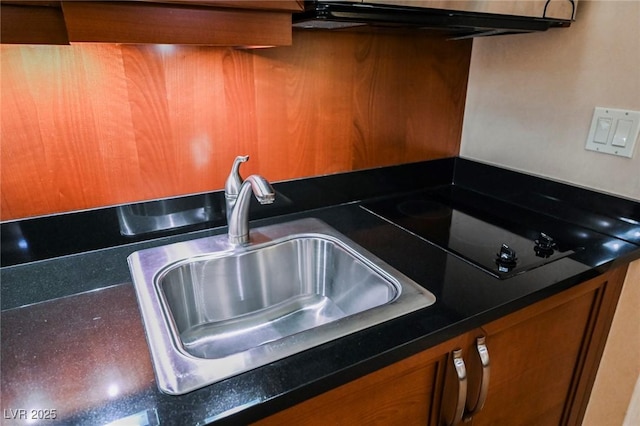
[363,192,578,279]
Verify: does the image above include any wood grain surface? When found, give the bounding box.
[61,2,294,46]
[1,31,471,220]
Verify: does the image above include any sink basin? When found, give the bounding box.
[161,235,400,359]
[128,218,435,395]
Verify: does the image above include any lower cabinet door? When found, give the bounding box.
[468,277,606,426]
[253,337,465,426]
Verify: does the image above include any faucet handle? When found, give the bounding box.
[225,155,249,197]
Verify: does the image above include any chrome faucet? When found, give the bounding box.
[224,155,275,245]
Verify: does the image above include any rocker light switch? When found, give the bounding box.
[593,117,612,144]
[611,119,632,147]
[585,107,640,158]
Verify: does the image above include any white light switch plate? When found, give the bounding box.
[585,107,640,158]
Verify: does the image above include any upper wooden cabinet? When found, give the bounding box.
[0,1,303,46]
[363,0,576,21]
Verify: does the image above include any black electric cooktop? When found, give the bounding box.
[363,191,580,279]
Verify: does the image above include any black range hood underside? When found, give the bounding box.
[293,2,572,39]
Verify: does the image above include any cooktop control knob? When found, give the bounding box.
[496,244,518,271]
[535,232,557,257]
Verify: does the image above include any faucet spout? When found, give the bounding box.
[227,174,275,245]
[224,155,249,224]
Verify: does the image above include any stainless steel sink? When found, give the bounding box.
[128,218,435,395]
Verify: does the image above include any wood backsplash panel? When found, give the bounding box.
[253,33,359,178]
[349,31,468,169]
[1,31,471,220]
[1,45,141,219]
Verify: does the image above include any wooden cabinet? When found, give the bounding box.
[362,0,576,21]
[0,1,303,46]
[254,265,627,425]
[453,266,625,426]
[253,334,468,426]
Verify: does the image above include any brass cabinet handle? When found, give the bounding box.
[464,336,490,421]
[445,348,468,426]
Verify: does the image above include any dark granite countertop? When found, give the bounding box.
[2,157,639,425]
